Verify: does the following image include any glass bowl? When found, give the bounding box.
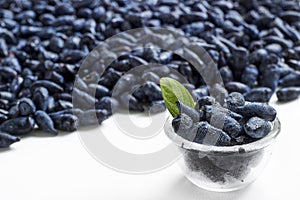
[164,117,281,192]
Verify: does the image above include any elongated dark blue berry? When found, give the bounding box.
[245,87,273,103]
[225,82,250,94]
[279,71,300,87]
[51,114,79,132]
[244,117,272,139]
[226,92,245,110]
[236,103,277,121]
[0,132,20,148]
[276,87,300,102]
[193,121,231,146]
[35,111,58,135]
[32,87,49,111]
[0,117,35,135]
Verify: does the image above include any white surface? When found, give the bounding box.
[0,98,299,200]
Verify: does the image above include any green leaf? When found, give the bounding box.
[160,77,195,117]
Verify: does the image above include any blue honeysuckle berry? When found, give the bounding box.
[35,110,58,135]
[0,132,20,148]
[50,114,79,132]
[0,117,35,135]
[193,121,231,146]
[276,87,300,102]
[226,92,245,109]
[235,102,277,121]
[244,117,272,139]
[225,82,251,94]
[245,87,273,103]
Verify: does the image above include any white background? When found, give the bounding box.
[0,98,299,200]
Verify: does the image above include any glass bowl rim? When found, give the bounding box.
[164,116,281,154]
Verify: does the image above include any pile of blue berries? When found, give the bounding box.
[0,0,299,149]
[172,92,277,146]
